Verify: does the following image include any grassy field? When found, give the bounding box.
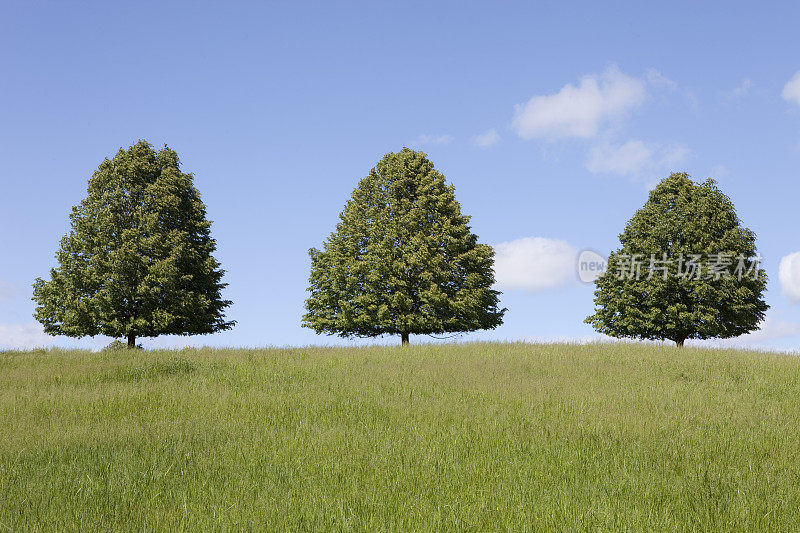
[2,343,800,531]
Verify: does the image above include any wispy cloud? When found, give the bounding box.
[512,66,646,140]
[414,134,454,146]
[472,128,500,148]
[727,78,752,100]
[779,251,800,301]
[701,316,800,351]
[511,66,692,186]
[0,323,52,350]
[586,139,690,181]
[645,68,677,91]
[707,165,729,181]
[782,71,800,107]
[493,237,577,291]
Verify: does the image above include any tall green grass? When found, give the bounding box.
[1,343,799,531]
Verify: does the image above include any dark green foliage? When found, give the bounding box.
[303,148,505,344]
[33,141,234,347]
[102,340,141,352]
[586,173,768,346]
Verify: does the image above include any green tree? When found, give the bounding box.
[33,141,234,348]
[303,148,505,345]
[586,172,768,347]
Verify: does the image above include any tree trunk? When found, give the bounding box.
[401,332,409,346]
[675,338,685,348]
[127,333,136,349]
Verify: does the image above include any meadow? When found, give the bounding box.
[1,342,799,531]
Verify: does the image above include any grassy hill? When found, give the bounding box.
[2,343,799,531]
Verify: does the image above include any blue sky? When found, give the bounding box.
[1,1,800,350]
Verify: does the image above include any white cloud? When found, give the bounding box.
[472,128,500,148]
[512,66,646,140]
[744,319,800,343]
[779,251,800,301]
[782,71,800,107]
[586,139,652,175]
[493,237,577,291]
[645,68,677,91]
[415,134,454,146]
[660,144,691,167]
[586,139,690,178]
[701,316,800,351]
[707,165,729,181]
[728,78,752,99]
[0,323,53,350]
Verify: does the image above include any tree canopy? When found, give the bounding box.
[586,172,768,347]
[302,148,505,344]
[33,140,234,347]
